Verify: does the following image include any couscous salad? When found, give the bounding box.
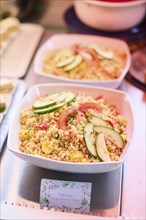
[19,92,127,163]
[43,44,127,81]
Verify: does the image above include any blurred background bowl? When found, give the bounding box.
[74,0,146,31]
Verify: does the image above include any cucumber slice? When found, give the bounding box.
[89,44,114,60]
[54,49,73,62]
[56,56,75,68]
[33,93,65,110]
[32,100,56,110]
[96,132,111,162]
[56,93,66,103]
[33,93,59,109]
[97,48,114,60]
[87,116,112,128]
[84,123,97,158]
[63,92,76,105]
[34,103,64,115]
[94,126,124,148]
[46,93,60,100]
[64,55,82,72]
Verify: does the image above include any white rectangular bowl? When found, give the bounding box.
[8,83,134,173]
[34,34,131,89]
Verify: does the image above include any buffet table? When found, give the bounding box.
[0,29,145,219]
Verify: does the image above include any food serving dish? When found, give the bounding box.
[74,0,146,31]
[0,78,18,123]
[8,83,134,173]
[1,23,44,78]
[0,79,27,152]
[34,34,131,89]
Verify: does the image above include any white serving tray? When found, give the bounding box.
[1,23,44,78]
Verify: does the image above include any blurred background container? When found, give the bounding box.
[74,0,146,31]
[0,0,145,52]
[0,0,35,20]
[0,0,19,19]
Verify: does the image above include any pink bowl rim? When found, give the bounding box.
[83,0,146,7]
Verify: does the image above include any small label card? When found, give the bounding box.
[40,179,92,213]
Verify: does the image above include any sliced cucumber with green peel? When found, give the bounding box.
[33,92,75,111]
[32,100,56,110]
[94,126,124,148]
[46,93,60,100]
[34,103,64,115]
[89,44,114,60]
[84,123,97,158]
[63,92,76,105]
[54,49,73,62]
[56,56,75,68]
[56,93,66,103]
[32,93,65,110]
[87,116,112,128]
[97,48,114,60]
[96,132,111,162]
[64,55,82,72]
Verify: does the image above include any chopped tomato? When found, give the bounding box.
[83,57,98,66]
[78,138,84,145]
[114,146,121,153]
[58,107,77,130]
[106,120,114,128]
[71,44,80,54]
[78,102,102,113]
[71,45,99,65]
[20,142,25,148]
[83,148,89,155]
[114,111,120,116]
[110,106,120,116]
[81,47,99,62]
[103,71,113,79]
[38,122,48,130]
[77,110,84,118]
[95,95,103,100]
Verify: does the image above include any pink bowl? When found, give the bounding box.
[95,0,139,2]
[74,0,146,31]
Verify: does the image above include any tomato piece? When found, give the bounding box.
[58,107,77,130]
[71,44,80,54]
[71,45,99,65]
[115,111,120,116]
[103,71,114,79]
[78,102,102,113]
[114,146,121,153]
[77,110,84,118]
[81,47,99,62]
[78,138,84,145]
[38,122,48,130]
[95,95,103,100]
[106,119,114,128]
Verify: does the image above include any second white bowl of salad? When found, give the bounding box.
[34,34,131,89]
